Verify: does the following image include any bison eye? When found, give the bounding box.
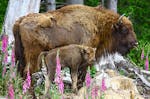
[121,27,128,35]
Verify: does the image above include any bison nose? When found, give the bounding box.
[132,42,138,48]
[134,42,138,46]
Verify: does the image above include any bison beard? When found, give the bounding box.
[13,5,137,83]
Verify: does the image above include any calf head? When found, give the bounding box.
[81,46,96,64]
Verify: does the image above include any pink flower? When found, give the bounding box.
[145,55,149,71]
[141,48,144,60]
[54,50,64,95]
[55,51,61,77]
[2,66,6,77]
[22,68,31,94]
[85,71,91,88]
[54,76,60,84]
[23,81,28,94]
[11,47,15,67]
[86,94,88,99]
[3,51,8,64]
[59,78,64,94]
[20,95,22,99]
[8,84,14,99]
[26,70,31,88]
[54,50,61,84]
[101,77,106,92]
[2,34,8,53]
[91,86,99,99]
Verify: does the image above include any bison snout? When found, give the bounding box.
[129,41,138,49]
[132,42,138,48]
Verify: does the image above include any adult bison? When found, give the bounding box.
[13,5,137,77]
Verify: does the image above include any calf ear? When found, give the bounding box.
[81,47,90,55]
[81,48,86,54]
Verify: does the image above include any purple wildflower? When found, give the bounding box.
[3,51,8,64]
[8,84,14,99]
[85,71,91,88]
[141,48,145,60]
[54,50,64,95]
[55,76,60,84]
[23,81,28,94]
[55,50,61,78]
[20,95,22,99]
[91,86,99,99]
[2,34,8,53]
[59,78,64,94]
[86,94,88,99]
[101,77,106,92]
[54,50,61,84]
[11,47,15,67]
[22,68,31,94]
[145,55,149,71]
[26,69,31,88]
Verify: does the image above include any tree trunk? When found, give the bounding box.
[47,0,56,10]
[101,0,104,6]
[65,0,83,4]
[106,0,117,12]
[1,0,41,44]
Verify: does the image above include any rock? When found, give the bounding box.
[71,69,144,99]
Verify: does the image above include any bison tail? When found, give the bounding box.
[13,17,26,77]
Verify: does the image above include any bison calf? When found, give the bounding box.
[37,44,96,93]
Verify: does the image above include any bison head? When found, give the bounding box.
[112,15,138,55]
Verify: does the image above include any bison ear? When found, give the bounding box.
[112,23,119,31]
[112,14,125,32]
[113,14,125,30]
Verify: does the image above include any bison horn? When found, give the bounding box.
[118,14,125,23]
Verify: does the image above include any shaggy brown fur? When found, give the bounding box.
[37,44,96,93]
[13,5,137,78]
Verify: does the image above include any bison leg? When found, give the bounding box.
[23,47,43,98]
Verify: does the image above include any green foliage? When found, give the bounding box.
[0,0,8,33]
[118,0,150,39]
[90,65,97,78]
[84,0,99,7]
[118,0,150,69]
[0,67,23,96]
[127,41,149,69]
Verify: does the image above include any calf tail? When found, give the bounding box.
[37,51,49,69]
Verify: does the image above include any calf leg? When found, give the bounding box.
[70,67,78,93]
[45,65,56,98]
